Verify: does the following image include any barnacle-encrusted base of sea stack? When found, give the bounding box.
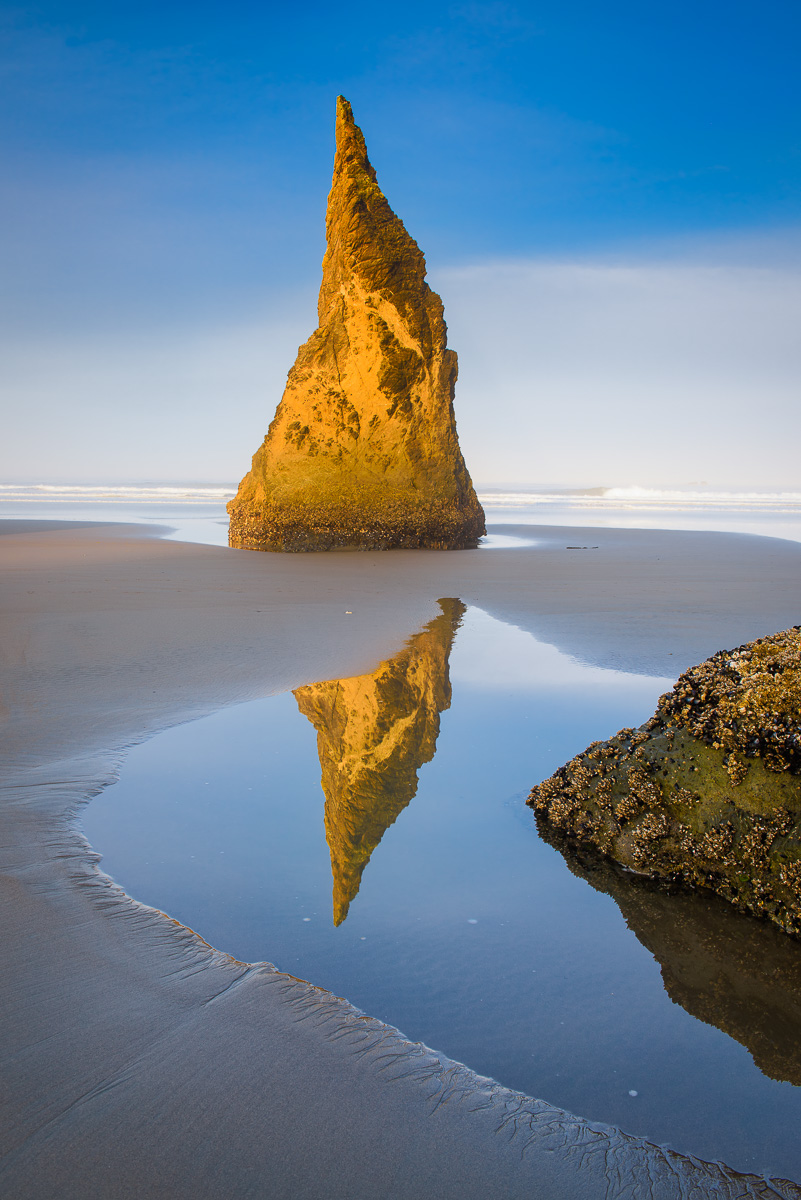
[227,497,485,552]
[528,627,801,935]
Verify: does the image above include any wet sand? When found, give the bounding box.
[2,519,801,1198]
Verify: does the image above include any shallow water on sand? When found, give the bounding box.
[83,604,801,1182]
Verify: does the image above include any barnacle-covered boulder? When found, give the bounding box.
[227,97,484,552]
[529,627,801,935]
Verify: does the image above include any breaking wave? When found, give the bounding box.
[0,484,236,504]
[3,483,801,518]
[478,487,801,512]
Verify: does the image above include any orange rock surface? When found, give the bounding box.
[228,98,484,551]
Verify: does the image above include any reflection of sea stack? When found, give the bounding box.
[542,838,801,1085]
[294,599,464,924]
[227,97,485,551]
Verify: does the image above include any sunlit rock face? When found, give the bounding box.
[529,627,801,936]
[294,599,464,924]
[227,97,485,551]
[540,837,801,1086]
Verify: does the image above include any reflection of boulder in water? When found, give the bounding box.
[538,821,801,1085]
[294,599,464,925]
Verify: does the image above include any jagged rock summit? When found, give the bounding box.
[228,97,485,551]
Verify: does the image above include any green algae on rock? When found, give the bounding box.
[227,97,485,552]
[529,627,801,936]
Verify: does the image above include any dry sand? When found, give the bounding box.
[2,519,801,1198]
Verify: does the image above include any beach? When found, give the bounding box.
[3,517,801,1198]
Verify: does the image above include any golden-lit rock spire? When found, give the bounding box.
[227,97,484,551]
[294,599,465,924]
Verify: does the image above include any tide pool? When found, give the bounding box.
[82,603,801,1182]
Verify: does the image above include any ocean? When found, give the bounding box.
[3,482,801,546]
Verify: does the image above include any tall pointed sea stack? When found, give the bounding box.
[227,97,485,551]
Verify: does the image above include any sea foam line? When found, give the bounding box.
[0,484,236,503]
[479,488,801,511]
[2,483,801,512]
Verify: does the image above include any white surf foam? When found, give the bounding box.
[0,484,237,503]
[478,487,801,512]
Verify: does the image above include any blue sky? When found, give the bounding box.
[2,1,800,485]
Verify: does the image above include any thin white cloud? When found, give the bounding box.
[0,310,311,481]
[434,252,801,487]
[2,240,800,487]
